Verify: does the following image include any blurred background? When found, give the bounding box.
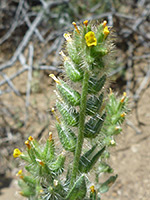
[0,0,150,199]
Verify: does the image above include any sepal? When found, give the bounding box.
[49,152,66,174]
[98,162,113,174]
[64,57,83,82]
[56,100,79,126]
[86,93,103,116]
[42,133,55,162]
[22,175,36,186]
[57,80,81,106]
[79,146,105,173]
[67,41,81,65]
[88,75,106,94]
[19,153,31,163]
[18,179,36,197]
[84,113,106,138]
[56,123,77,152]
[91,46,108,57]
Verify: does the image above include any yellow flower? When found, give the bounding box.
[83,20,88,26]
[85,31,97,47]
[103,20,107,27]
[48,132,52,141]
[72,22,80,34]
[17,169,23,175]
[90,185,95,193]
[25,140,31,149]
[103,26,110,38]
[16,169,24,179]
[28,136,34,141]
[120,92,127,103]
[120,112,126,118]
[13,148,22,158]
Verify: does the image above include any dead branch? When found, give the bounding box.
[0,72,21,96]
[0,10,44,71]
[0,0,25,45]
[25,44,34,123]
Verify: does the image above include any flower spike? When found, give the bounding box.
[13,20,128,200]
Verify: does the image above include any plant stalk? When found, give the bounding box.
[70,70,90,187]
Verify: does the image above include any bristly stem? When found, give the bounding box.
[70,70,90,187]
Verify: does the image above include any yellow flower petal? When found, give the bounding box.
[13,148,22,158]
[25,140,31,149]
[48,132,52,141]
[103,26,109,38]
[16,169,24,179]
[49,74,61,85]
[85,31,97,47]
[28,136,34,141]
[17,169,23,175]
[120,113,126,118]
[90,185,95,193]
[83,20,88,26]
[72,22,80,34]
[103,20,107,27]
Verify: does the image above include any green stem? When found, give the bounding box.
[70,71,90,187]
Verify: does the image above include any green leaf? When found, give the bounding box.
[79,146,105,173]
[99,175,118,193]
[65,175,87,200]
